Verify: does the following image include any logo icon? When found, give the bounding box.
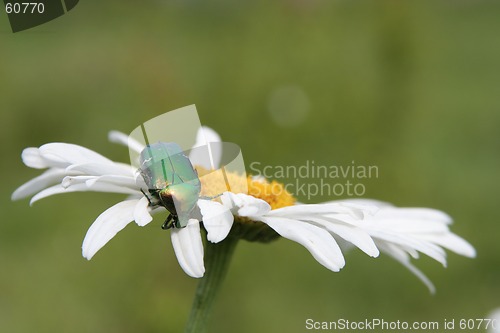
[4,0,79,33]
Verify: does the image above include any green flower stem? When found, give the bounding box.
[184,234,239,333]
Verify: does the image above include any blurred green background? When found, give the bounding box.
[1,1,499,332]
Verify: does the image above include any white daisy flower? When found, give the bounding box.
[12,127,475,292]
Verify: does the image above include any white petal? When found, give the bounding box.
[196,126,221,145]
[327,198,394,209]
[30,184,81,204]
[30,183,139,205]
[21,147,49,169]
[223,192,271,217]
[259,216,345,272]
[399,245,420,259]
[82,200,140,260]
[363,217,450,234]
[190,126,222,170]
[12,168,68,200]
[67,162,135,177]
[108,130,145,154]
[39,143,113,168]
[308,217,379,257]
[198,199,234,243]
[336,202,382,217]
[375,207,452,225]
[421,233,476,258]
[220,192,236,211]
[62,175,95,188]
[366,228,447,266]
[134,196,153,226]
[377,242,436,294]
[62,174,138,190]
[85,175,139,190]
[171,219,205,278]
[268,203,362,219]
[76,182,140,196]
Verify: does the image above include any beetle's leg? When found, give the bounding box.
[157,192,169,208]
[161,214,174,230]
[140,189,153,205]
[173,216,181,229]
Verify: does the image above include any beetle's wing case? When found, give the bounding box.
[139,142,200,190]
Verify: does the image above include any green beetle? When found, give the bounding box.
[139,142,201,229]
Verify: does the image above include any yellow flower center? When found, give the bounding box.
[246,177,296,210]
[196,167,296,210]
[196,166,295,243]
